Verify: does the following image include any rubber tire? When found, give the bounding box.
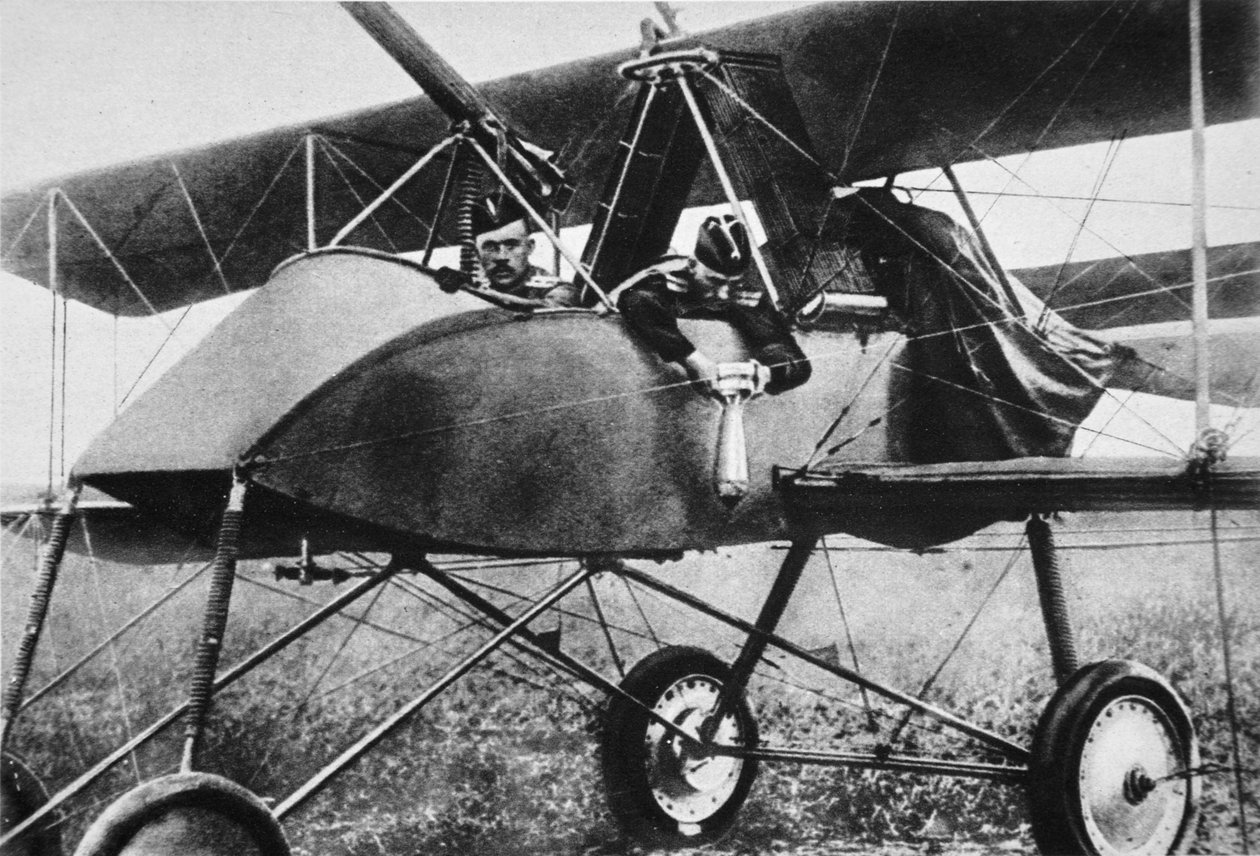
[600,646,759,847]
[72,773,289,856]
[1,751,62,856]
[1027,660,1199,855]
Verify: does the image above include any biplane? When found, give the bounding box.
[2,1,1258,854]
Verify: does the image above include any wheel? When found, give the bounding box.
[73,772,289,856]
[1,751,62,856]
[1027,660,1199,855]
[600,646,758,846]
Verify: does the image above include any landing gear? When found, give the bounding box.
[1027,660,1199,856]
[600,646,759,846]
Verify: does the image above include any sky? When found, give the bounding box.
[1,0,1257,487]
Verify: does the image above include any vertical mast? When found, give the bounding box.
[1188,0,1211,440]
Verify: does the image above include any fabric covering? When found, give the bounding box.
[839,189,1126,462]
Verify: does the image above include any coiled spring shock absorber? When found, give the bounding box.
[454,146,484,281]
[1,487,79,747]
[1027,514,1079,685]
[181,474,248,771]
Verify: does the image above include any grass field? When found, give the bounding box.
[2,510,1257,855]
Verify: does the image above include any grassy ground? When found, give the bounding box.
[2,510,1256,854]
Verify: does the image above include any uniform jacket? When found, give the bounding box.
[613,258,811,395]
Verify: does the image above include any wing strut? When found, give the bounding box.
[1188,0,1214,450]
[942,164,1025,319]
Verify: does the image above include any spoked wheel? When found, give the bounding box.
[1028,660,1199,855]
[1,751,61,856]
[600,646,759,846]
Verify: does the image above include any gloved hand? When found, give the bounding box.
[432,267,472,294]
[680,350,720,396]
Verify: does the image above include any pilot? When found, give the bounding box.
[471,196,579,307]
[613,214,811,396]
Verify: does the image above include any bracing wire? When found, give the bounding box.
[820,536,875,728]
[46,285,57,497]
[316,138,400,253]
[888,535,1026,746]
[215,140,305,269]
[245,580,393,788]
[170,161,233,296]
[79,518,143,783]
[1210,501,1253,852]
[389,574,598,709]
[117,303,195,409]
[1036,131,1128,330]
[904,185,1260,214]
[58,300,67,484]
[319,136,434,241]
[55,193,171,330]
[838,5,900,180]
[21,561,212,711]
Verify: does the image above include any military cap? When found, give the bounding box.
[470,195,529,237]
[694,214,750,276]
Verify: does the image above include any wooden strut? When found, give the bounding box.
[1,487,80,748]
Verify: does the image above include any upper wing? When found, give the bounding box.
[3,1,1257,315]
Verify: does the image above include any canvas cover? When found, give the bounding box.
[839,189,1124,462]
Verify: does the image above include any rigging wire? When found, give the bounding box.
[54,193,171,330]
[981,4,1137,225]
[59,296,68,483]
[820,536,875,728]
[318,136,434,240]
[903,185,1260,213]
[804,335,903,469]
[909,1,1132,205]
[888,535,1026,745]
[245,579,393,788]
[0,196,48,260]
[691,17,1251,434]
[79,518,143,784]
[214,140,304,271]
[885,360,1179,458]
[1210,500,1253,852]
[837,5,900,180]
[317,139,400,254]
[444,570,660,649]
[389,574,598,709]
[1043,267,1260,318]
[170,162,233,296]
[45,282,57,497]
[117,303,195,409]
[1037,131,1128,330]
[621,574,661,648]
[957,1,1131,168]
[21,561,212,712]
[842,191,1190,456]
